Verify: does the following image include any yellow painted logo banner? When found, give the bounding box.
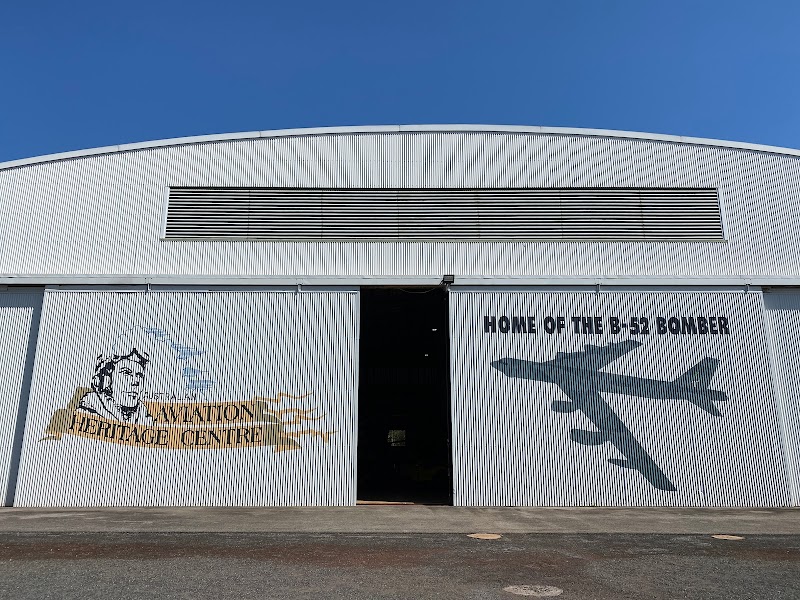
[42,388,333,451]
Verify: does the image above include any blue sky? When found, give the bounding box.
[1,1,799,162]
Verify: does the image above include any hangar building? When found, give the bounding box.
[1,125,799,507]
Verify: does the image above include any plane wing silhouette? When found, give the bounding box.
[549,340,642,370]
[559,383,677,491]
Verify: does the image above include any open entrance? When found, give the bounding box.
[357,287,452,504]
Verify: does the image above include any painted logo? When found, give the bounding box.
[42,327,334,451]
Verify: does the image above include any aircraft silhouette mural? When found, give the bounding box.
[491,340,728,491]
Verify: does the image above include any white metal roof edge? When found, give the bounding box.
[0,274,793,287]
[2,124,800,171]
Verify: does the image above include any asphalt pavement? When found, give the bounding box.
[0,508,798,599]
[2,506,800,534]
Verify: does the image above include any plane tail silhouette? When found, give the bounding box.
[674,358,727,417]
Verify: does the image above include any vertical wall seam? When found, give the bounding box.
[3,289,44,506]
[762,291,800,506]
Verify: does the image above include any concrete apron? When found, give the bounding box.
[0,506,799,534]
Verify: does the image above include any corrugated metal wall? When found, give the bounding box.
[449,289,790,507]
[0,289,42,505]
[763,291,800,506]
[14,289,359,507]
[1,131,800,279]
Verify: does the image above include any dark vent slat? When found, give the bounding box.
[164,187,723,242]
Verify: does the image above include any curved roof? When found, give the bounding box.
[3,123,800,285]
[2,124,800,171]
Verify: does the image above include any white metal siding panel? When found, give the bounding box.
[0,290,42,504]
[449,290,789,507]
[762,291,800,505]
[14,289,359,507]
[0,168,16,272]
[1,130,800,278]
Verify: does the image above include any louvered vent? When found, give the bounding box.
[165,188,724,241]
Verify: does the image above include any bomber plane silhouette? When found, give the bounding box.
[491,340,727,491]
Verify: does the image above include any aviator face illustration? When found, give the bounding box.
[114,359,145,408]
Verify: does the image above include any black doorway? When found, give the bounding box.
[357,287,452,504]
